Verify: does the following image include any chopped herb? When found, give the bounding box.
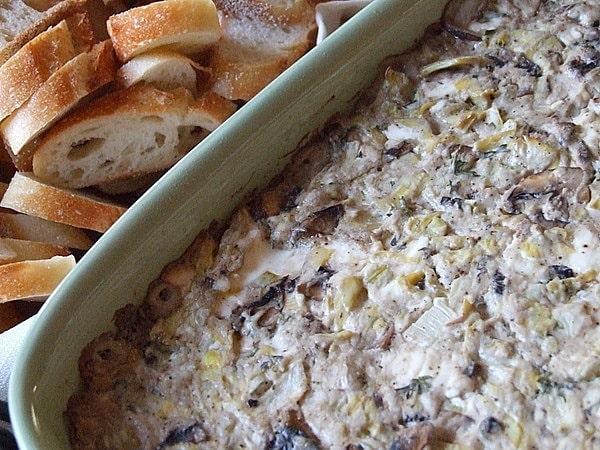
[395,376,433,399]
[451,145,479,176]
[536,369,575,396]
[481,144,509,158]
[453,157,478,176]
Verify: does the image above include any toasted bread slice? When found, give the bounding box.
[0,237,70,264]
[32,84,236,188]
[1,172,127,232]
[0,0,88,66]
[116,49,210,94]
[0,211,93,249]
[209,0,316,101]
[107,0,222,63]
[1,40,118,171]
[0,254,76,303]
[0,21,76,123]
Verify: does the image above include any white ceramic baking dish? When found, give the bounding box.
[9,0,448,447]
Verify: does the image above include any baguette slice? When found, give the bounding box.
[107,0,222,63]
[0,0,88,66]
[0,255,76,303]
[0,237,70,264]
[209,0,316,101]
[116,49,208,94]
[0,211,93,250]
[1,40,118,171]
[32,84,236,188]
[1,172,128,232]
[0,21,76,123]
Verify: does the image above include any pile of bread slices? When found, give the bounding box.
[0,0,319,330]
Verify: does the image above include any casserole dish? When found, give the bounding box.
[9,0,448,448]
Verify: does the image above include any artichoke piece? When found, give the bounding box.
[334,276,367,313]
[420,55,490,77]
[403,297,458,345]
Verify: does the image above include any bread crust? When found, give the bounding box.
[32,84,236,188]
[1,172,127,232]
[0,211,93,249]
[0,39,117,171]
[209,0,317,100]
[0,21,76,123]
[0,255,76,303]
[0,0,88,66]
[107,0,222,62]
[0,237,70,265]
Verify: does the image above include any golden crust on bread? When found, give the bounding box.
[0,0,88,66]
[32,84,236,188]
[0,21,77,123]
[0,255,76,303]
[107,0,222,62]
[1,39,118,171]
[0,211,93,249]
[209,0,317,100]
[1,172,127,232]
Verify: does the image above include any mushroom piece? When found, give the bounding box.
[291,203,344,244]
[503,167,591,227]
[442,0,489,41]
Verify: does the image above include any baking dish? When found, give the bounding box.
[9,0,448,447]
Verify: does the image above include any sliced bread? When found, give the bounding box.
[116,49,207,94]
[209,0,316,101]
[106,0,222,63]
[0,237,70,265]
[0,0,88,66]
[0,211,93,249]
[0,39,118,171]
[32,84,236,188]
[0,254,76,303]
[0,20,76,123]
[1,172,128,232]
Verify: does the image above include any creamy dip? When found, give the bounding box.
[67,0,600,448]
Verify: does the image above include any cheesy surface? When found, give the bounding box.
[67,0,600,448]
